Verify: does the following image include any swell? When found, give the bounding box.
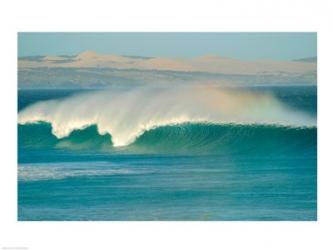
[18,122,317,155]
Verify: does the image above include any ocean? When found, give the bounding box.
[18,86,317,220]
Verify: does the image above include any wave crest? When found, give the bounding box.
[18,86,316,147]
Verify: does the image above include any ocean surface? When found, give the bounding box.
[18,86,317,220]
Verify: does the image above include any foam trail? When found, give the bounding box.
[18,162,151,181]
[18,86,316,146]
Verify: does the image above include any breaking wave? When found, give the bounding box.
[18,86,316,148]
[18,122,316,155]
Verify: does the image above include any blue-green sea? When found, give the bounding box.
[18,86,317,220]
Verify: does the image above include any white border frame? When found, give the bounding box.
[1,0,332,249]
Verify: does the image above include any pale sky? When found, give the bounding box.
[18,32,316,60]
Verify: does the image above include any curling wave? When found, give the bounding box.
[18,86,316,147]
[18,122,316,155]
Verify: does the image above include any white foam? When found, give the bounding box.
[18,86,316,147]
[18,162,151,181]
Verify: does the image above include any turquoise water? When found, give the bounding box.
[18,86,317,220]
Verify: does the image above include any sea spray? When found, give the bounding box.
[18,86,316,147]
